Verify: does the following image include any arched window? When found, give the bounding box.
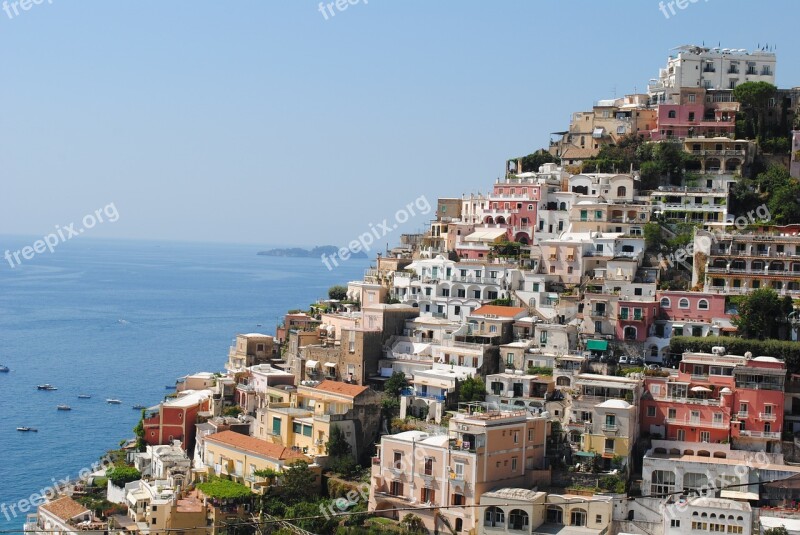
[547,506,564,524]
[668,110,677,118]
[660,297,671,308]
[698,299,709,310]
[559,202,567,211]
[617,186,627,197]
[484,506,504,527]
[570,508,588,527]
[624,326,637,340]
[509,509,530,531]
[679,298,690,309]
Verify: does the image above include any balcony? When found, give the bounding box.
[737,411,749,419]
[665,417,727,429]
[759,412,777,421]
[661,396,721,407]
[691,374,709,382]
[602,424,618,433]
[739,430,781,439]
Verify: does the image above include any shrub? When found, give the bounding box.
[106,466,141,487]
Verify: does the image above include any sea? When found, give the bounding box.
[0,237,369,530]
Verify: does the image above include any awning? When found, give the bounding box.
[575,451,597,457]
[592,127,605,138]
[464,228,508,242]
[324,362,337,368]
[586,340,608,351]
[305,360,319,369]
[721,490,759,501]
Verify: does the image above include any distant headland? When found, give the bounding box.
[257,245,368,259]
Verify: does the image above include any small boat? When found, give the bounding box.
[106,399,122,404]
[165,385,176,390]
[57,405,72,411]
[77,394,91,399]
[132,404,146,410]
[17,427,38,432]
[0,365,9,372]
[37,384,57,391]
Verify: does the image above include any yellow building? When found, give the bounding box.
[200,430,319,493]
[255,380,381,461]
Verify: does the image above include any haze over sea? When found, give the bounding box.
[0,237,368,529]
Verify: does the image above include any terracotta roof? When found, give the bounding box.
[40,497,90,522]
[471,305,527,318]
[313,380,368,398]
[205,431,309,462]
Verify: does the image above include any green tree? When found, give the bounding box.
[384,371,408,397]
[643,222,665,252]
[197,477,253,500]
[512,149,555,174]
[733,81,777,140]
[769,180,800,225]
[458,376,486,402]
[732,288,786,340]
[765,528,789,535]
[106,465,141,487]
[223,405,243,417]
[328,285,348,300]
[639,160,662,190]
[326,425,353,458]
[274,461,318,503]
[285,500,338,534]
[400,513,427,534]
[133,410,146,452]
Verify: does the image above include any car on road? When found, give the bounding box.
[618,356,630,365]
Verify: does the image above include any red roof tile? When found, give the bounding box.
[471,305,527,318]
[312,380,368,398]
[205,431,310,462]
[40,497,90,522]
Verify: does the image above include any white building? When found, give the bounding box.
[649,45,776,104]
[663,496,752,535]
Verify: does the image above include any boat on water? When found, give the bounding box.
[106,399,122,404]
[77,394,91,399]
[165,385,176,390]
[0,365,9,372]
[17,427,38,432]
[36,384,57,391]
[57,405,72,411]
[132,404,146,410]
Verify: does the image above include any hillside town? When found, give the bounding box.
[22,44,800,535]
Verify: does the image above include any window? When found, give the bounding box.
[679,298,690,309]
[454,462,464,479]
[509,510,529,530]
[506,353,514,366]
[393,451,403,469]
[671,519,681,527]
[421,487,435,503]
[651,470,675,496]
[647,406,656,417]
[540,331,548,344]
[688,112,695,122]
[570,509,587,527]
[390,481,403,496]
[511,457,518,471]
[271,417,281,436]
[660,297,671,308]
[698,299,709,310]
[424,458,433,476]
[668,110,677,119]
[700,431,710,442]
[685,472,708,494]
[513,431,519,444]
[484,507,504,528]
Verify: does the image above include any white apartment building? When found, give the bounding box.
[662,496,752,535]
[649,45,776,104]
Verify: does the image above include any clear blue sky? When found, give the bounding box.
[1,0,797,247]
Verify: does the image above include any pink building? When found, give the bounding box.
[657,291,727,323]
[640,351,785,452]
[616,300,659,342]
[653,103,736,140]
[485,182,541,245]
[369,403,550,533]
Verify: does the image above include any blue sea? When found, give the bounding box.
[0,238,368,530]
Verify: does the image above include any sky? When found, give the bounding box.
[0,0,797,248]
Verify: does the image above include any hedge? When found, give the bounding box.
[669,336,800,373]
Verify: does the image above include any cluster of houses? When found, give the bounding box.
[23,44,800,535]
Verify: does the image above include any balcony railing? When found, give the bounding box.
[665,417,727,429]
[739,430,780,439]
[759,412,777,421]
[602,424,618,432]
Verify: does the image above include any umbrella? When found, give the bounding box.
[691,386,712,393]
